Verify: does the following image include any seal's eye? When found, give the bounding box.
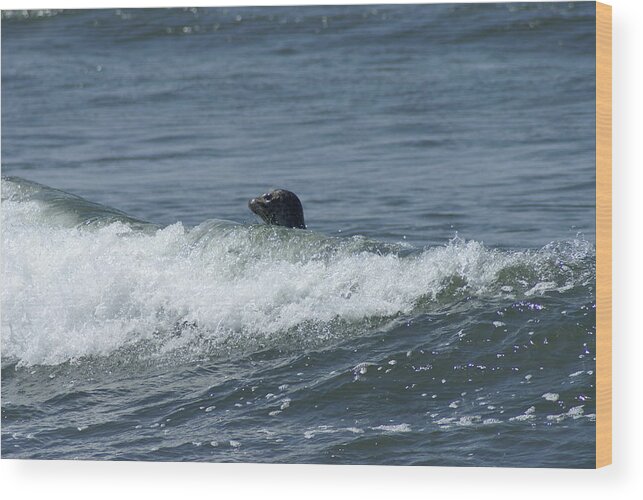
[264,193,273,201]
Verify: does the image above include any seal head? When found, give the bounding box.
[248,189,306,229]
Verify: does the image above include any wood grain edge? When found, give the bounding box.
[595,1,612,469]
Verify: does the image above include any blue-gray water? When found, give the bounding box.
[1,3,596,467]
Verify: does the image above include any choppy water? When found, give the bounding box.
[2,3,596,467]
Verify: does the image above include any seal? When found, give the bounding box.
[248,189,306,229]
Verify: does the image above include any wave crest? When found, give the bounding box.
[1,177,595,366]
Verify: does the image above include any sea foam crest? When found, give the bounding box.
[1,177,594,366]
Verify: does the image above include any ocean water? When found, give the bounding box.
[1,3,596,467]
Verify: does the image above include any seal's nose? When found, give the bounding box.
[248,197,261,214]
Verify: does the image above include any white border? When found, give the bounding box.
[1,1,641,499]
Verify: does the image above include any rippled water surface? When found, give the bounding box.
[2,3,596,467]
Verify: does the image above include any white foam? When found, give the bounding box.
[542,392,560,402]
[455,416,481,426]
[546,405,589,423]
[303,425,364,439]
[1,177,596,366]
[371,423,411,433]
[509,406,536,422]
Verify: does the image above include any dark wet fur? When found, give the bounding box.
[248,189,306,229]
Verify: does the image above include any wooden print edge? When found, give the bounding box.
[595,1,612,469]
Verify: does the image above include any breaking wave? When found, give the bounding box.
[1,177,595,366]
